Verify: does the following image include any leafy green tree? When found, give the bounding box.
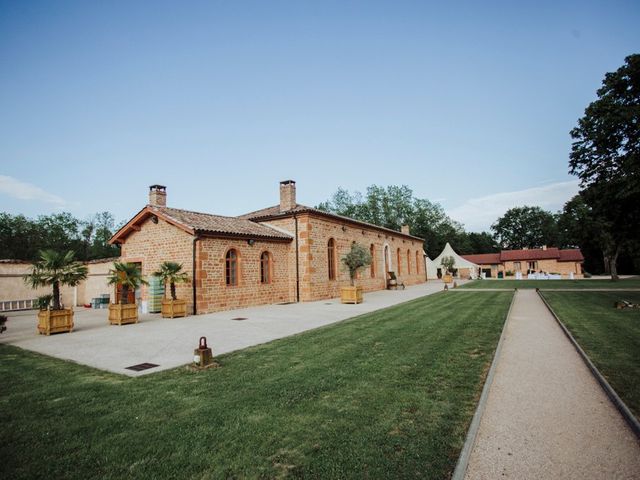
[153,261,189,300]
[557,194,606,273]
[491,206,559,250]
[318,185,465,258]
[440,255,456,274]
[465,232,499,254]
[569,54,640,279]
[24,250,88,310]
[0,211,121,261]
[107,262,148,305]
[341,243,372,286]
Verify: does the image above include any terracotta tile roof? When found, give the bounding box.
[460,248,584,264]
[240,204,425,242]
[153,206,293,240]
[238,204,308,219]
[499,248,561,261]
[461,253,501,264]
[558,249,584,262]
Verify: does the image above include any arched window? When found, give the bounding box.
[416,251,421,274]
[407,249,411,274]
[225,249,238,286]
[397,248,402,275]
[260,251,271,284]
[370,244,376,278]
[328,238,336,280]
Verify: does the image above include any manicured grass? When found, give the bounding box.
[461,277,640,290]
[542,291,640,419]
[0,291,512,480]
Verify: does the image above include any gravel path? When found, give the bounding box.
[464,289,640,479]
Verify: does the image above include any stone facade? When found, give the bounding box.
[110,182,428,315]
[196,238,292,312]
[120,215,195,312]
[462,248,584,279]
[502,259,583,277]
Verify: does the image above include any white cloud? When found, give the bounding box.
[0,175,66,207]
[448,180,580,232]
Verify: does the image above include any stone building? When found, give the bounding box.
[109,181,426,314]
[462,247,584,278]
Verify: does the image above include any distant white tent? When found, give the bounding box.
[424,252,439,280]
[431,242,479,279]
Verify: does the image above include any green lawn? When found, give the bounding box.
[542,291,640,419]
[461,277,640,290]
[0,291,512,480]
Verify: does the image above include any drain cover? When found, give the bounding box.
[125,363,159,372]
[231,317,248,321]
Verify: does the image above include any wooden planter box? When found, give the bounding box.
[341,286,363,304]
[38,309,74,335]
[161,299,187,318]
[108,303,138,325]
[443,274,453,284]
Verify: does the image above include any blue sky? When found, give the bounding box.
[1,1,638,231]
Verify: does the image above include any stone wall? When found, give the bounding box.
[120,215,195,312]
[0,259,114,309]
[503,259,583,278]
[196,238,292,313]
[295,213,426,301]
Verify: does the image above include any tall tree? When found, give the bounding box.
[557,194,606,274]
[491,206,559,250]
[569,54,640,279]
[317,185,466,258]
[0,211,121,261]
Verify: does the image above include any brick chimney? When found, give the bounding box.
[401,225,410,235]
[149,184,167,207]
[279,180,296,212]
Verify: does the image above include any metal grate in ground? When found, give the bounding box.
[125,363,159,372]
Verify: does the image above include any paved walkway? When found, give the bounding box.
[464,289,640,479]
[0,281,451,376]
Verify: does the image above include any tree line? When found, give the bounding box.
[2,56,637,276]
[318,54,640,278]
[0,211,121,261]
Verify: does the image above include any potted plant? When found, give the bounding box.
[24,250,88,335]
[441,255,455,284]
[154,261,189,318]
[107,262,148,325]
[340,243,372,304]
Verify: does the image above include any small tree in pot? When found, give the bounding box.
[154,261,190,318]
[24,250,88,335]
[107,262,148,325]
[340,243,372,304]
[440,255,456,284]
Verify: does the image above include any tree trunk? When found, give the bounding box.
[603,253,611,275]
[170,281,177,301]
[610,246,621,281]
[52,281,61,310]
[121,285,129,305]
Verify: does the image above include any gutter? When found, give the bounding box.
[294,214,300,303]
[192,234,200,315]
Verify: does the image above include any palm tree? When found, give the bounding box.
[24,250,88,310]
[153,261,189,300]
[107,262,148,305]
